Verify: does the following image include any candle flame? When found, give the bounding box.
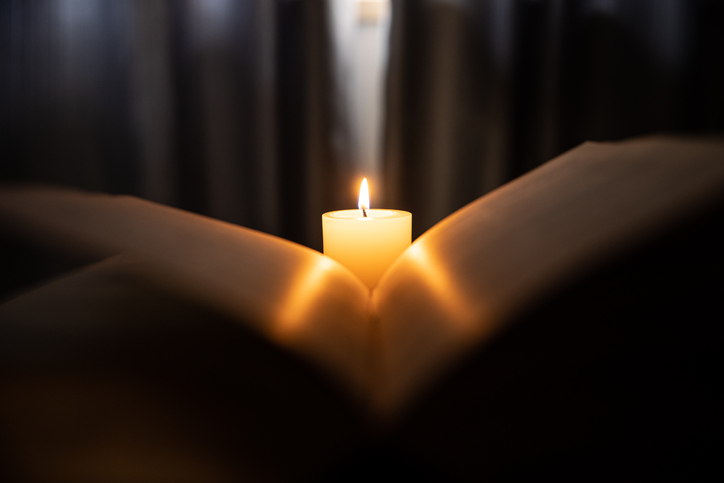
[358,178,370,217]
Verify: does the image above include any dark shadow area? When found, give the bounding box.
[384,0,724,238]
[0,254,367,481]
[389,199,724,481]
[0,0,347,251]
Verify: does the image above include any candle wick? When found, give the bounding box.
[362,206,368,217]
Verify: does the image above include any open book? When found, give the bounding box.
[1,135,723,481]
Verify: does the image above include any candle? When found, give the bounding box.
[322,178,411,290]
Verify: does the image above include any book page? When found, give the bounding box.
[371,135,724,417]
[0,187,372,398]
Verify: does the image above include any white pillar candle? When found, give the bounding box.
[322,179,411,290]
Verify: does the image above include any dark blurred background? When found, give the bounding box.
[2,0,723,250]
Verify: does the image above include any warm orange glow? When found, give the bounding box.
[275,257,338,338]
[270,254,370,398]
[370,241,496,417]
[323,176,410,289]
[358,178,370,217]
[402,243,473,327]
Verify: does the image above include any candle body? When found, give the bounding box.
[322,209,411,290]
